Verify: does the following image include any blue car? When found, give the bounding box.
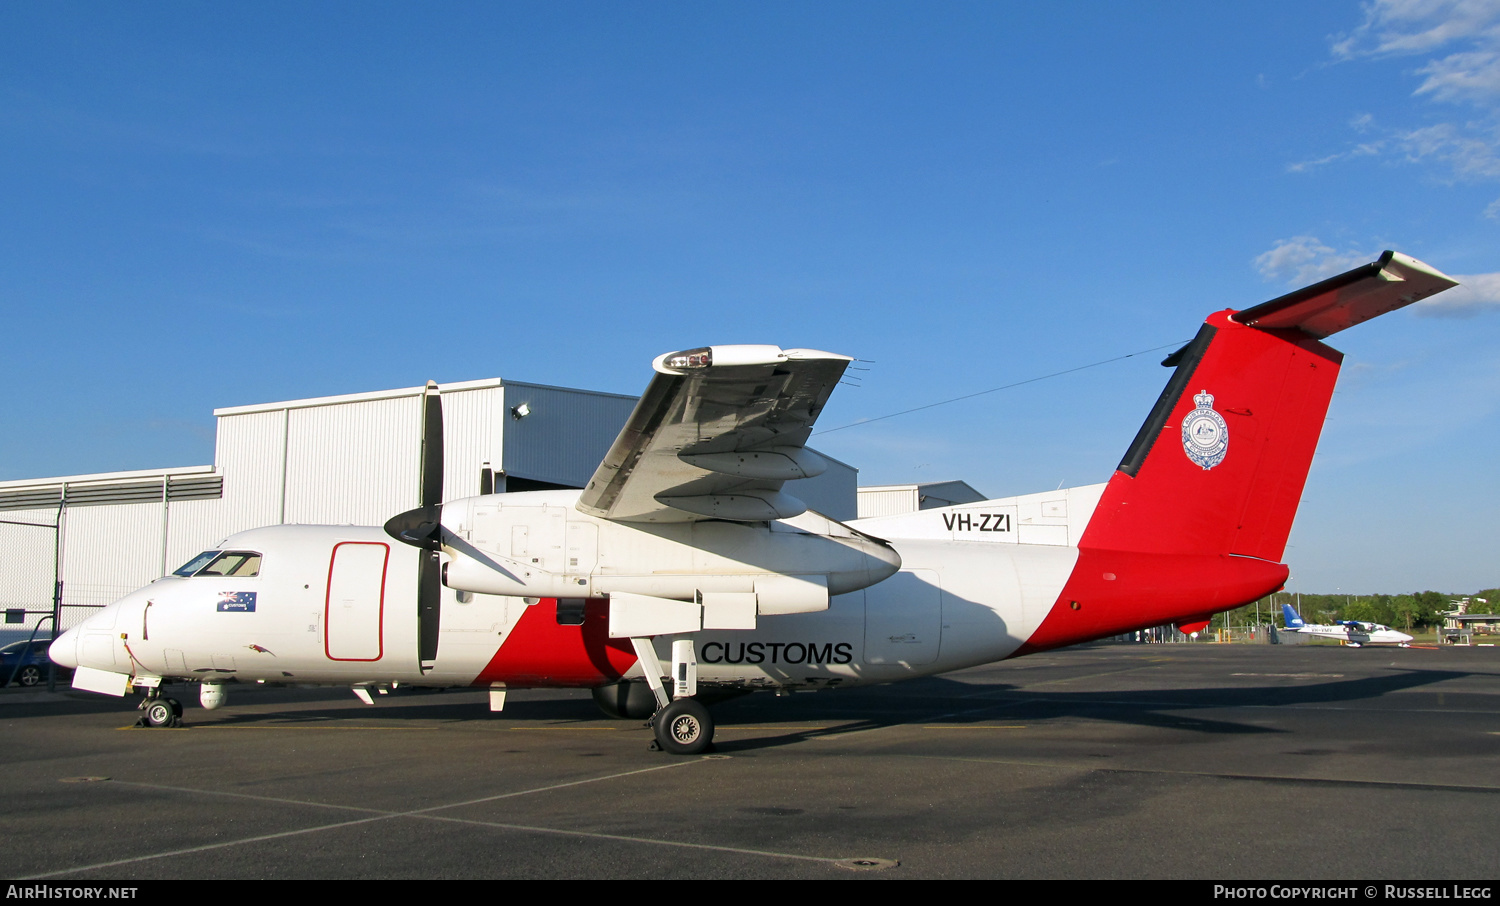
[0,639,64,687]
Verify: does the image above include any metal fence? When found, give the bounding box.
[0,510,63,690]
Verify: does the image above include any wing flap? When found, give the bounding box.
[578,345,851,523]
[1234,251,1458,338]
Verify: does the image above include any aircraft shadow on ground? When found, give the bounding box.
[14,667,1468,753]
[698,667,1470,753]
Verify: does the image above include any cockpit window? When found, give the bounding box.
[173,551,222,577]
[198,551,262,577]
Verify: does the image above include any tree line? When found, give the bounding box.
[1212,587,1499,632]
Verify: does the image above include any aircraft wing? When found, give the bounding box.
[576,345,851,523]
[1233,251,1458,338]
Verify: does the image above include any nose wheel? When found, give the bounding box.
[651,697,714,755]
[136,692,183,728]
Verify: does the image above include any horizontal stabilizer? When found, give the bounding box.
[1234,251,1458,339]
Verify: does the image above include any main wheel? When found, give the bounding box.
[167,698,183,718]
[653,698,714,755]
[17,665,41,687]
[143,699,176,728]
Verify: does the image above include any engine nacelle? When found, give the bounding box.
[438,491,901,607]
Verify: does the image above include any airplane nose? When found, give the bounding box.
[49,627,78,670]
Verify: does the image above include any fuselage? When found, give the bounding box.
[51,484,1286,693]
[49,523,1058,691]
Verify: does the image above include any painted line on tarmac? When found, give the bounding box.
[25,760,707,879]
[414,812,871,867]
[117,723,440,731]
[716,725,833,731]
[1021,665,1164,687]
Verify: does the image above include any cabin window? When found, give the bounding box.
[199,551,263,578]
[173,551,222,577]
[174,550,262,578]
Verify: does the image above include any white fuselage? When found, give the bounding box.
[52,487,1096,693]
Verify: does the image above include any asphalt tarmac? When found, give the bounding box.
[2,643,1496,880]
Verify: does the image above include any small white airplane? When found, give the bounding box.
[51,251,1456,753]
[1280,602,1413,647]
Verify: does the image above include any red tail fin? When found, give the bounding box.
[1082,250,1457,562]
[1012,252,1457,655]
[1081,312,1339,561]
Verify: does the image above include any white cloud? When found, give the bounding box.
[1332,0,1500,64]
[1415,49,1500,104]
[1254,237,1373,284]
[1316,1,1500,205]
[1287,142,1384,172]
[1414,271,1500,315]
[1396,122,1500,177]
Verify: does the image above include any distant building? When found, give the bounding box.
[856,480,986,519]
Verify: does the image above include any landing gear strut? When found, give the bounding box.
[136,689,183,728]
[631,637,716,755]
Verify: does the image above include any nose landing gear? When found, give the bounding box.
[136,691,183,728]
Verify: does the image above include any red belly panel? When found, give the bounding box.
[473,597,638,687]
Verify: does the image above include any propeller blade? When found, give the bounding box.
[379,380,446,670]
[421,380,444,509]
[418,550,441,664]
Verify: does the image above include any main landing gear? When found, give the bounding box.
[628,637,716,756]
[135,688,183,728]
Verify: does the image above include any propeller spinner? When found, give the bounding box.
[383,381,445,669]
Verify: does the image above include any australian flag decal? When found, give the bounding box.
[217,591,257,612]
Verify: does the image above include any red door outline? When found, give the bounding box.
[325,541,390,662]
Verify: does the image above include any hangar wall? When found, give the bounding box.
[0,376,858,635]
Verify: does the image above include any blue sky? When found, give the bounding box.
[2,2,1497,593]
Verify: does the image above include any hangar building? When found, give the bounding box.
[0,378,857,637]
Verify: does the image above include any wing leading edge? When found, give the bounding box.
[577,345,852,524]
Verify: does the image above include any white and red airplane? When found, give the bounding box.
[51,252,1457,754]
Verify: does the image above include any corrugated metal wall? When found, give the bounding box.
[59,502,163,627]
[215,409,287,531]
[857,487,920,519]
[283,394,422,525]
[440,385,504,500]
[501,383,636,487]
[164,497,232,575]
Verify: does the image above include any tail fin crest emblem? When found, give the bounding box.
[1181,390,1228,470]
